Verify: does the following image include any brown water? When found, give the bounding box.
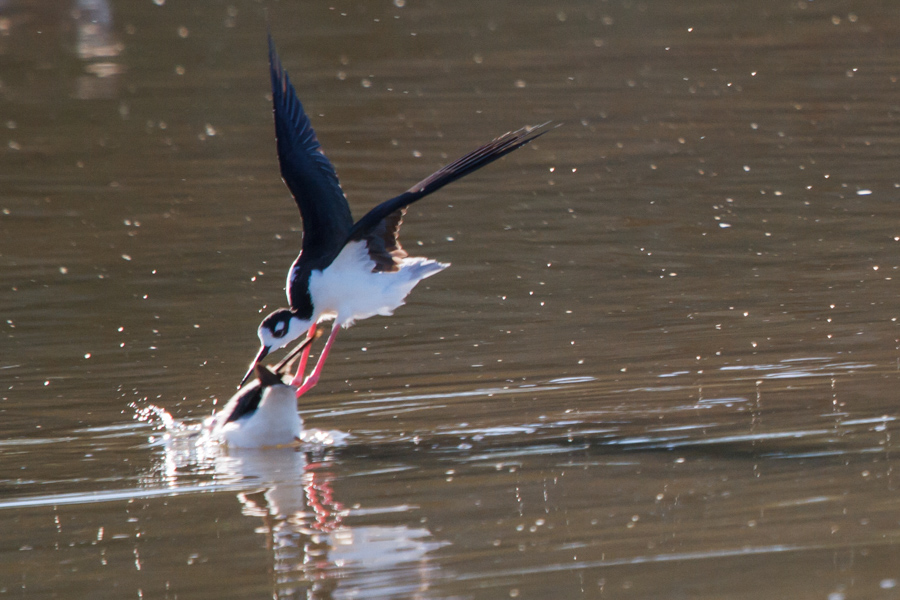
[2,0,900,598]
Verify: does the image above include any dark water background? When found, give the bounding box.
[2,0,900,598]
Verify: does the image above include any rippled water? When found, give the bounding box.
[2,0,900,598]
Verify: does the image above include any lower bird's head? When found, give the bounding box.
[239,308,312,387]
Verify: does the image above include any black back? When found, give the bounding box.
[222,376,276,425]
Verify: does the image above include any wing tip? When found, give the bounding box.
[502,120,558,146]
[406,120,556,193]
[268,34,285,94]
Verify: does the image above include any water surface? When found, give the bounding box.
[2,0,900,598]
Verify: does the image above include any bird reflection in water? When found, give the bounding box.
[227,452,345,598]
[72,0,124,99]
[221,453,444,600]
[0,0,124,101]
[137,421,445,600]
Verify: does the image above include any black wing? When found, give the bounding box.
[269,35,353,262]
[348,123,552,264]
[222,379,266,425]
[365,208,408,272]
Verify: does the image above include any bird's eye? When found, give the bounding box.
[273,321,287,338]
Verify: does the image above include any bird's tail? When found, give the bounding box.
[400,257,450,282]
[361,258,449,322]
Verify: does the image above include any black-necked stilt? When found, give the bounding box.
[211,364,300,447]
[240,35,550,392]
[210,334,315,447]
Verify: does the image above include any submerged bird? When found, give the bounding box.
[209,334,315,447]
[240,35,550,392]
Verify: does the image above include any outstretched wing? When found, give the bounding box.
[269,35,353,261]
[349,123,553,269]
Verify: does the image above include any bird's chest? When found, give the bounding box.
[221,397,301,447]
[308,241,393,322]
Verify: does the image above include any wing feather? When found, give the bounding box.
[269,35,353,261]
[353,123,553,269]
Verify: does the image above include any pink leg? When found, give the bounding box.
[290,324,317,386]
[295,324,339,398]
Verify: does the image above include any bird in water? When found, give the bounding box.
[209,333,315,447]
[240,35,551,394]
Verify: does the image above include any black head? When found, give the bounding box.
[238,308,312,388]
[255,364,284,389]
[260,309,297,341]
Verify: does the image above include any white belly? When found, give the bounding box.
[309,241,448,327]
[214,386,302,448]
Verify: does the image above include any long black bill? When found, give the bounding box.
[272,331,318,372]
[239,345,270,388]
[236,331,319,389]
